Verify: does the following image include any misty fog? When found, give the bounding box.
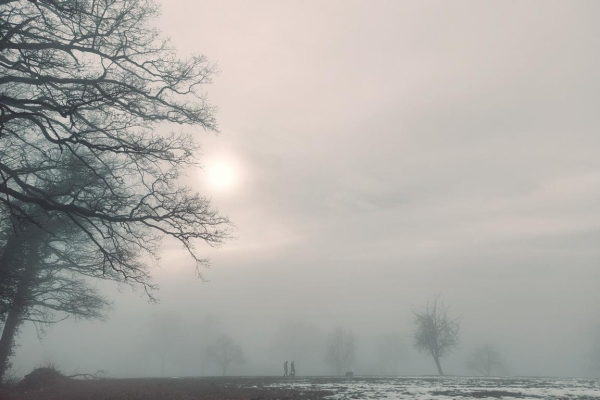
[5,0,600,382]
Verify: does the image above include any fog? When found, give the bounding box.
[10,0,600,379]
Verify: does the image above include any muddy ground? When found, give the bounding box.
[0,376,332,400]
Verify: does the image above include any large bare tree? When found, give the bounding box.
[412,297,460,376]
[325,327,356,376]
[0,0,229,281]
[0,0,230,381]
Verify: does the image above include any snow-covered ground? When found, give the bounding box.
[266,376,600,399]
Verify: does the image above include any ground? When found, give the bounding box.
[1,376,599,399]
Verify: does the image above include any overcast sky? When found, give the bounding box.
[14,0,600,378]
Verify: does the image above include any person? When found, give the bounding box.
[284,361,288,377]
[290,361,296,377]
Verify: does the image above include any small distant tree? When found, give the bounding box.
[144,312,185,376]
[206,335,244,376]
[466,344,507,376]
[588,325,600,376]
[377,333,406,375]
[325,327,356,376]
[412,297,460,376]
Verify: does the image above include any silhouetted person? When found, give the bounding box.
[284,361,288,377]
[290,361,296,377]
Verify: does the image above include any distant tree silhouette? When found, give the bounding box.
[206,335,244,376]
[466,344,507,376]
[325,327,356,376]
[141,312,186,376]
[377,333,406,375]
[412,297,460,376]
[588,325,600,376]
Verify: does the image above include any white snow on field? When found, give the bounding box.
[266,376,600,399]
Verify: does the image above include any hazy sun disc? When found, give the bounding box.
[207,161,237,190]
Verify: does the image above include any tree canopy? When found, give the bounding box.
[325,327,356,376]
[412,297,460,376]
[0,0,230,291]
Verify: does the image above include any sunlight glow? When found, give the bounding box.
[207,160,238,190]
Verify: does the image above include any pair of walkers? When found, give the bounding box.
[283,360,295,377]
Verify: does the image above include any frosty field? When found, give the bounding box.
[267,376,600,400]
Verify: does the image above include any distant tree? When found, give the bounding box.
[466,344,507,376]
[206,335,244,376]
[195,315,223,375]
[325,327,356,376]
[588,325,600,376]
[0,0,230,381]
[144,312,185,376]
[412,297,460,376]
[376,333,406,375]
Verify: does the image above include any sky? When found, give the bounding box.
[12,0,600,378]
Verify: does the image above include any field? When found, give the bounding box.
[274,376,600,399]
[2,376,599,400]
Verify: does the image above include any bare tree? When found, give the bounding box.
[0,0,230,381]
[588,324,600,376]
[143,312,185,377]
[466,344,507,376]
[0,0,229,285]
[206,335,244,376]
[376,333,406,375]
[325,327,356,376]
[412,297,460,376]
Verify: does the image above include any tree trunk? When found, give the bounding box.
[0,232,21,277]
[0,233,23,312]
[433,355,444,376]
[0,233,22,382]
[0,241,37,382]
[0,267,32,381]
[0,302,21,381]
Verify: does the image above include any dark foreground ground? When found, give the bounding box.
[0,376,332,400]
[2,375,600,400]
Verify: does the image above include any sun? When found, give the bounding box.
[207,160,238,190]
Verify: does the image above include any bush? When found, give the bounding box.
[18,363,66,390]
